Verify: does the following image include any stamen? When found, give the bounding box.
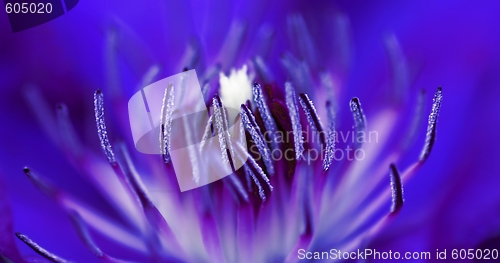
[201,64,221,86]
[244,164,254,192]
[201,83,210,101]
[299,93,325,146]
[16,233,72,263]
[22,167,148,254]
[23,167,58,198]
[117,144,155,208]
[247,158,272,194]
[177,71,189,113]
[199,115,213,152]
[213,96,229,164]
[250,170,266,201]
[253,82,279,151]
[420,87,443,161]
[281,52,300,76]
[320,72,338,107]
[256,24,274,58]
[216,21,246,69]
[323,101,336,171]
[219,97,236,165]
[116,144,184,255]
[181,104,201,184]
[139,66,161,130]
[384,34,409,103]
[285,82,304,160]
[333,13,351,70]
[389,164,404,213]
[213,95,236,166]
[234,143,272,201]
[227,174,249,203]
[160,83,175,163]
[252,56,274,83]
[402,89,425,149]
[281,53,314,93]
[56,104,81,157]
[240,104,275,175]
[287,14,317,68]
[105,28,121,96]
[140,65,160,89]
[94,90,116,166]
[238,118,255,192]
[23,86,60,149]
[349,97,366,149]
[238,115,246,146]
[68,211,107,260]
[178,39,199,70]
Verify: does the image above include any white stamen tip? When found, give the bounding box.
[219,65,253,113]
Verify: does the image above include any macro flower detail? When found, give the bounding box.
[0,3,463,262]
[9,73,443,262]
[160,83,175,164]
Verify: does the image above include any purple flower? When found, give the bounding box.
[1,1,500,262]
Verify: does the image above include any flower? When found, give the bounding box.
[1,1,500,262]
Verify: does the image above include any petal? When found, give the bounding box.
[0,177,26,263]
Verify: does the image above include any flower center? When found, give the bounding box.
[218,65,253,123]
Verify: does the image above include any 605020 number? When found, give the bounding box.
[451,249,499,260]
[5,3,53,14]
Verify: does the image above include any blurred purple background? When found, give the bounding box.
[1,0,500,261]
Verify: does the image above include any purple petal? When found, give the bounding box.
[0,178,25,263]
